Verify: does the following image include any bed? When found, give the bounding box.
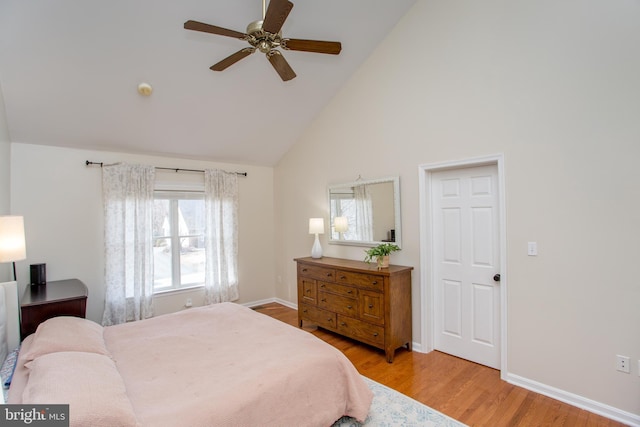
[0,281,372,426]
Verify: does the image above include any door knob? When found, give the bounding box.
[493,273,501,282]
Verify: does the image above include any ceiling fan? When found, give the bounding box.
[184,0,342,81]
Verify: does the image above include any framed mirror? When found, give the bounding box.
[328,176,401,248]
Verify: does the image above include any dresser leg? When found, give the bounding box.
[385,349,395,363]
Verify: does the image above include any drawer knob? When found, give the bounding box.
[372,281,378,285]
[302,268,308,272]
[340,322,346,326]
[326,273,332,277]
[303,309,308,313]
[328,318,333,322]
[369,304,373,308]
[347,290,353,294]
[320,284,325,288]
[321,298,326,302]
[340,275,346,280]
[306,289,311,293]
[373,332,379,337]
[347,305,352,309]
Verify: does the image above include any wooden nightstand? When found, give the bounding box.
[20,278,88,338]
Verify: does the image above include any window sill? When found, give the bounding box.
[153,284,205,297]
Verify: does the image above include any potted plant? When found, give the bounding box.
[364,243,400,269]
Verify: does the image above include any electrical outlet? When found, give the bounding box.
[185,298,193,308]
[616,355,630,373]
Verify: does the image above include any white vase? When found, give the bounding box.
[311,234,323,258]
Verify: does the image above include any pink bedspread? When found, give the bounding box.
[103,303,372,426]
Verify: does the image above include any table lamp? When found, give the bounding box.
[0,216,27,281]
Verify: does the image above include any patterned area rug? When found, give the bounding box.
[333,376,467,427]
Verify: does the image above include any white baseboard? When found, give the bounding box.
[242,297,297,310]
[241,297,277,308]
[506,373,640,427]
[411,342,425,353]
[273,298,297,310]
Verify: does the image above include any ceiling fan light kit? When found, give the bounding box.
[184,0,342,81]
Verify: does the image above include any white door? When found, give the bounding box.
[432,164,501,369]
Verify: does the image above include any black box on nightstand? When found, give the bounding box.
[30,263,46,286]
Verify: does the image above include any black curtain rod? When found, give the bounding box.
[85,160,247,177]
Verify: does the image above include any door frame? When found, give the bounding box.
[418,154,507,377]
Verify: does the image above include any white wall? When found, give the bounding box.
[275,0,640,420]
[10,143,275,321]
[0,82,11,281]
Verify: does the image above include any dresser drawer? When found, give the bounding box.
[297,277,317,305]
[359,290,384,325]
[336,270,384,291]
[298,264,336,282]
[300,304,337,330]
[318,292,358,317]
[337,315,384,347]
[318,281,357,298]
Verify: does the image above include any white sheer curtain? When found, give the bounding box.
[203,169,239,304]
[102,163,155,326]
[354,184,374,241]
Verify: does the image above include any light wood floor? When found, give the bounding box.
[254,303,625,427]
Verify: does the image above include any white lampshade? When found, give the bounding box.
[309,218,325,235]
[0,216,26,263]
[334,216,348,233]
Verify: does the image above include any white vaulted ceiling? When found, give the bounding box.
[0,0,416,166]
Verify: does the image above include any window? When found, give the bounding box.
[152,191,205,292]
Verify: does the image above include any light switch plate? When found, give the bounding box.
[527,242,538,256]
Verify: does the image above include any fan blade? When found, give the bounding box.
[267,51,296,81]
[184,20,246,39]
[283,38,342,55]
[210,48,255,71]
[262,0,294,34]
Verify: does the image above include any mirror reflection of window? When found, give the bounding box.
[329,177,400,246]
[329,185,374,241]
[353,184,374,241]
[330,190,357,240]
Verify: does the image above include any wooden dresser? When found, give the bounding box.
[295,256,413,363]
